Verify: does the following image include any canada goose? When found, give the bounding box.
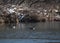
[13,26,16,29]
[29,27,35,30]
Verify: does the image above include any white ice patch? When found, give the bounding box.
[18,8,24,11]
[44,9,47,12]
[44,13,47,15]
[12,5,16,7]
[46,15,49,17]
[14,8,17,10]
[37,10,40,13]
[18,13,20,15]
[56,15,60,18]
[54,9,58,12]
[7,8,15,13]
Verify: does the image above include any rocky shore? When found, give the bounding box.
[0,0,60,23]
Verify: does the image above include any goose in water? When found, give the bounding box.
[29,27,35,30]
[13,26,16,29]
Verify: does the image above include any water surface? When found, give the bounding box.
[0,22,60,42]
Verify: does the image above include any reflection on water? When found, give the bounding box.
[0,39,60,43]
[0,21,60,40]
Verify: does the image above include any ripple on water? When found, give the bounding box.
[0,22,60,39]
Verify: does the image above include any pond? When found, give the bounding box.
[0,21,60,42]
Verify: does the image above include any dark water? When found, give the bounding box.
[0,21,60,43]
